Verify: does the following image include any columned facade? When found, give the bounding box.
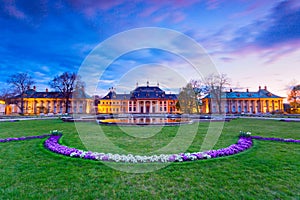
[202,86,284,114]
[6,88,93,115]
[98,84,178,114]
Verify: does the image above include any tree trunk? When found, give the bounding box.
[65,98,69,113]
[20,97,24,115]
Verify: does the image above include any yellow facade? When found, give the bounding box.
[97,85,178,114]
[6,88,93,115]
[98,99,178,114]
[201,86,284,114]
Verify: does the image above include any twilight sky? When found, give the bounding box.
[0,0,300,100]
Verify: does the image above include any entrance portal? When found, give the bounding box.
[146,101,150,113]
[140,106,144,113]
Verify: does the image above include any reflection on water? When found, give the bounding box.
[99,117,192,125]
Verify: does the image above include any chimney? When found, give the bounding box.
[157,82,159,87]
[46,88,48,92]
[229,88,233,92]
[246,88,249,92]
[264,86,267,90]
[136,82,138,87]
[33,86,36,91]
[147,81,149,87]
[259,86,261,90]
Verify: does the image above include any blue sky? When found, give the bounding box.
[0,0,299,100]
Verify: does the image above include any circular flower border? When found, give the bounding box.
[44,134,253,163]
[1,132,299,163]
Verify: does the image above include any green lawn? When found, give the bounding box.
[0,118,299,199]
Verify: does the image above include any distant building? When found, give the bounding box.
[202,86,284,114]
[6,86,93,115]
[98,82,179,114]
[0,100,5,115]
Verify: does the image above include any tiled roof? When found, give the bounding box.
[204,88,283,99]
[101,86,178,100]
[12,89,91,99]
[101,91,131,100]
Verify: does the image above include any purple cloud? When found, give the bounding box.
[0,0,48,22]
[211,0,300,63]
[66,0,124,18]
[232,0,300,49]
[206,0,225,10]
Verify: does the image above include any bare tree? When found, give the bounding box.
[190,79,209,113]
[0,87,14,100]
[177,80,208,114]
[204,73,230,114]
[177,83,197,114]
[6,73,35,114]
[287,84,300,110]
[49,72,84,113]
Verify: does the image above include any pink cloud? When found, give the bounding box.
[149,0,199,8]
[138,0,199,18]
[67,0,124,18]
[227,39,300,64]
[151,11,186,23]
[172,12,186,23]
[3,0,26,19]
[139,6,159,17]
[206,0,223,10]
[230,1,270,19]
[153,13,169,23]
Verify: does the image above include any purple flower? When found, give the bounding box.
[2,131,299,163]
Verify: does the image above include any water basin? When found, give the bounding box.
[97,117,193,126]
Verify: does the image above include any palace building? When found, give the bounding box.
[6,86,93,115]
[3,84,284,115]
[0,99,5,115]
[98,82,179,114]
[201,86,284,114]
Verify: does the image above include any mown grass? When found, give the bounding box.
[0,118,299,199]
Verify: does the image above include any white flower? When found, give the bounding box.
[205,154,211,159]
[70,152,76,157]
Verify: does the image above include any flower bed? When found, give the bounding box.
[0,134,51,143]
[1,131,299,163]
[250,136,300,143]
[43,134,253,163]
